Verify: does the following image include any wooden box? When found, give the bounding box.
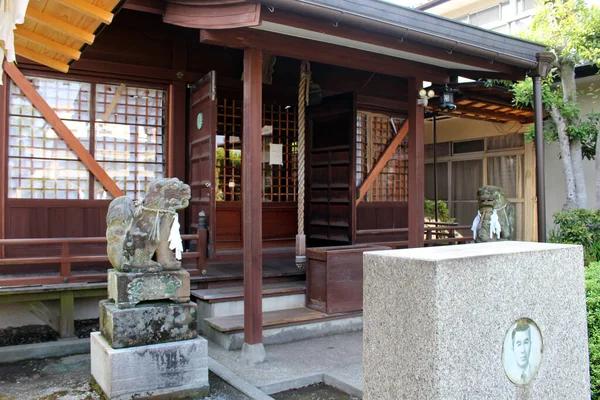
[306,244,391,314]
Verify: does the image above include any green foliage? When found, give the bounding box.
[549,209,600,264]
[510,0,600,167]
[522,0,600,68]
[586,262,600,399]
[424,199,453,222]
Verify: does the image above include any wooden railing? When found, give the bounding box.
[356,223,473,248]
[0,231,208,288]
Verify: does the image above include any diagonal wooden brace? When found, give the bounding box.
[4,62,124,198]
[356,120,409,206]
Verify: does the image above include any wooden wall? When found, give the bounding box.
[355,202,409,243]
[1,8,410,250]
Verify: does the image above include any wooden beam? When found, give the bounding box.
[408,78,424,248]
[4,62,124,198]
[101,83,126,121]
[243,48,264,348]
[438,104,531,123]
[54,0,114,25]
[262,9,518,76]
[15,28,81,60]
[123,0,165,15]
[26,7,95,45]
[23,301,60,334]
[201,28,450,82]
[15,45,70,73]
[356,120,409,205]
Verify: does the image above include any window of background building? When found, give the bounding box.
[425,134,526,239]
[8,76,167,200]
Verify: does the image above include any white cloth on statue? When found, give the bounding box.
[490,209,501,239]
[471,211,482,239]
[168,215,183,260]
[0,0,30,79]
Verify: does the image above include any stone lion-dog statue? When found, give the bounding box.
[106,178,191,272]
[471,185,515,243]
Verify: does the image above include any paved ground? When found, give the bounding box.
[0,354,251,400]
[0,332,363,400]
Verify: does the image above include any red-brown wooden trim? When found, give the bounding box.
[200,28,450,83]
[262,9,519,77]
[408,78,425,248]
[356,120,409,206]
[164,1,261,29]
[123,0,165,14]
[243,48,263,345]
[4,62,124,198]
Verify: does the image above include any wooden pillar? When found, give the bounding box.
[0,67,7,249]
[408,77,425,248]
[242,48,264,358]
[168,40,187,181]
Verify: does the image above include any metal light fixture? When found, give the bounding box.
[439,84,456,112]
[417,88,436,107]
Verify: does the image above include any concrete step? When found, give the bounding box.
[202,307,363,350]
[192,281,306,320]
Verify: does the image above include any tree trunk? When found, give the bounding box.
[570,139,588,208]
[550,104,577,209]
[560,62,587,208]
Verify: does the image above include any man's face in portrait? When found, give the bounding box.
[512,327,531,369]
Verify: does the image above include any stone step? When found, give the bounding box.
[193,281,306,320]
[202,307,363,350]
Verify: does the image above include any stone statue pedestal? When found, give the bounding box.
[91,268,208,399]
[363,242,590,399]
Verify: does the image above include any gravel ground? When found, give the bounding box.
[0,354,251,400]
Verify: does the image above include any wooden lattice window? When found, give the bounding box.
[215,99,298,202]
[262,104,297,202]
[216,99,243,201]
[7,75,167,200]
[356,112,408,202]
[93,84,167,199]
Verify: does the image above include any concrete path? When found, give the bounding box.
[0,331,363,399]
[208,331,363,397]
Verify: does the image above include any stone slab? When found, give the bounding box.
[363,242,591,400]
[90,332,208,400]
[108,268,190,308]
[99,300,197,348]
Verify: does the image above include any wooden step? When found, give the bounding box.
[204,307,362,334]
[191,281,305,303]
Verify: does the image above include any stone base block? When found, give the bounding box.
[100,300,197,348]
[90,332,208,400]
[363,242,591,399]
[108,268,190,308]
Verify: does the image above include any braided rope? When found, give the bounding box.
[297,61,310,235]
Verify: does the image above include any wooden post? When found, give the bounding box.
[242,48,265,363]
[408,77,425,248]
[59,291,75,338]
[0,67,7,256]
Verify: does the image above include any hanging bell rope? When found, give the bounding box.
[295,60,311,270]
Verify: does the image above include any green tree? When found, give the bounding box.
[511,0,600,209]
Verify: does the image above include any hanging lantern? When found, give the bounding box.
[439,84,457,112]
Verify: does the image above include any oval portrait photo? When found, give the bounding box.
[502,318,543,385]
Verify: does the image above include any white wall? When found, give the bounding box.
[544,77,600,229]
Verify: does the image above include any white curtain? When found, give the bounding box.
[0,0,29,81]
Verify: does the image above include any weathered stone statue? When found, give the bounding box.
[92,177,208,399]
[471,185,515,242]
[106,177,191,272]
